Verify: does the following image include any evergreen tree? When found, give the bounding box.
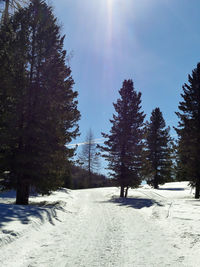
[0,15,22,185]
[69,164,109,189]
[0,0,28,24]
[175,63,200,199]
[144,108,173,189]
[99,79,145,198]
[0,0,80,204]
[78,129,100,187]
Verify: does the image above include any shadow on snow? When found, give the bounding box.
[104,196,163,209]
[0,202,64,228]
[0,188,71,228]
[158,188,185,191]
[0,190,16,199]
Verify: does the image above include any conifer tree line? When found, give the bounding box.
[0,0,80,204]
[175,63,200,199]
[99,62,200,199]
[1,0,200,204]
[98,80,174,198]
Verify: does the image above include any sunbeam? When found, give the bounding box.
[106,0,114,45]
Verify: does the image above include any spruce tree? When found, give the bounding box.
[99,79,145,198]
[0,16,22,185]
[144,108,173,189]
[175,63,200,199]
[0,0,80,204]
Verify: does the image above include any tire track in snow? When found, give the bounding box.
[0,188,187,267]
[63,190,125,267]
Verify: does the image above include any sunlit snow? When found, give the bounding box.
[0,182,199,266]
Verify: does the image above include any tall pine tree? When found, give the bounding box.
[99,79,145,198]
[0,0,80,204]
[0,13,22,186]
[144,108,173,189]
[175,63,200,199]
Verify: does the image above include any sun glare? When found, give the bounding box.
[107,0,113,8]
[106,0,114,43]
[107,0,114,15]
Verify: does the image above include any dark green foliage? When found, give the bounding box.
[0,0,27,25]
[0,0,80,204]
[144,108,173,188]
[68,164,110,189]
[0,20,20,184]
[175,63,200,199]
[99,79,145,197]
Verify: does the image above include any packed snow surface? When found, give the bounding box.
[0,182,199,267]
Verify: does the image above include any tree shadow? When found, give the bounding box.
[158,188,185,191]
[0,190,16,199]
[0,188,71,228]
[0,202,62,228]
[59,188,71,193]
[104,196,163,209]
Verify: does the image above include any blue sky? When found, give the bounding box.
[50,0,200,172]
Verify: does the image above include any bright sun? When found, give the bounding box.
[107,0,114,11]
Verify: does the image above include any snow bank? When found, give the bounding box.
[0,188,74,248]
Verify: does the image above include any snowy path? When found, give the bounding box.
[0,184,199,266]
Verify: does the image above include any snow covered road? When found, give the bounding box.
[0,183,199,266]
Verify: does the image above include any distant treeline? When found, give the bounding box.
[65,164,114,190]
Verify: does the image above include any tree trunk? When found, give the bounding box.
[120,186,124,198]
[16,178,30,205]
[125,186,129,198]
[195,180,200,199]
[154,182,159,189]
[88,170,92,188]
[154,174,159,189]
[3,0,10,24]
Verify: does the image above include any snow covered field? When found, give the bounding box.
[0,182,199,267]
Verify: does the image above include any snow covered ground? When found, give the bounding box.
[0,182,199,267]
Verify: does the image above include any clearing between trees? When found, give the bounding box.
[0,182,199,267]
